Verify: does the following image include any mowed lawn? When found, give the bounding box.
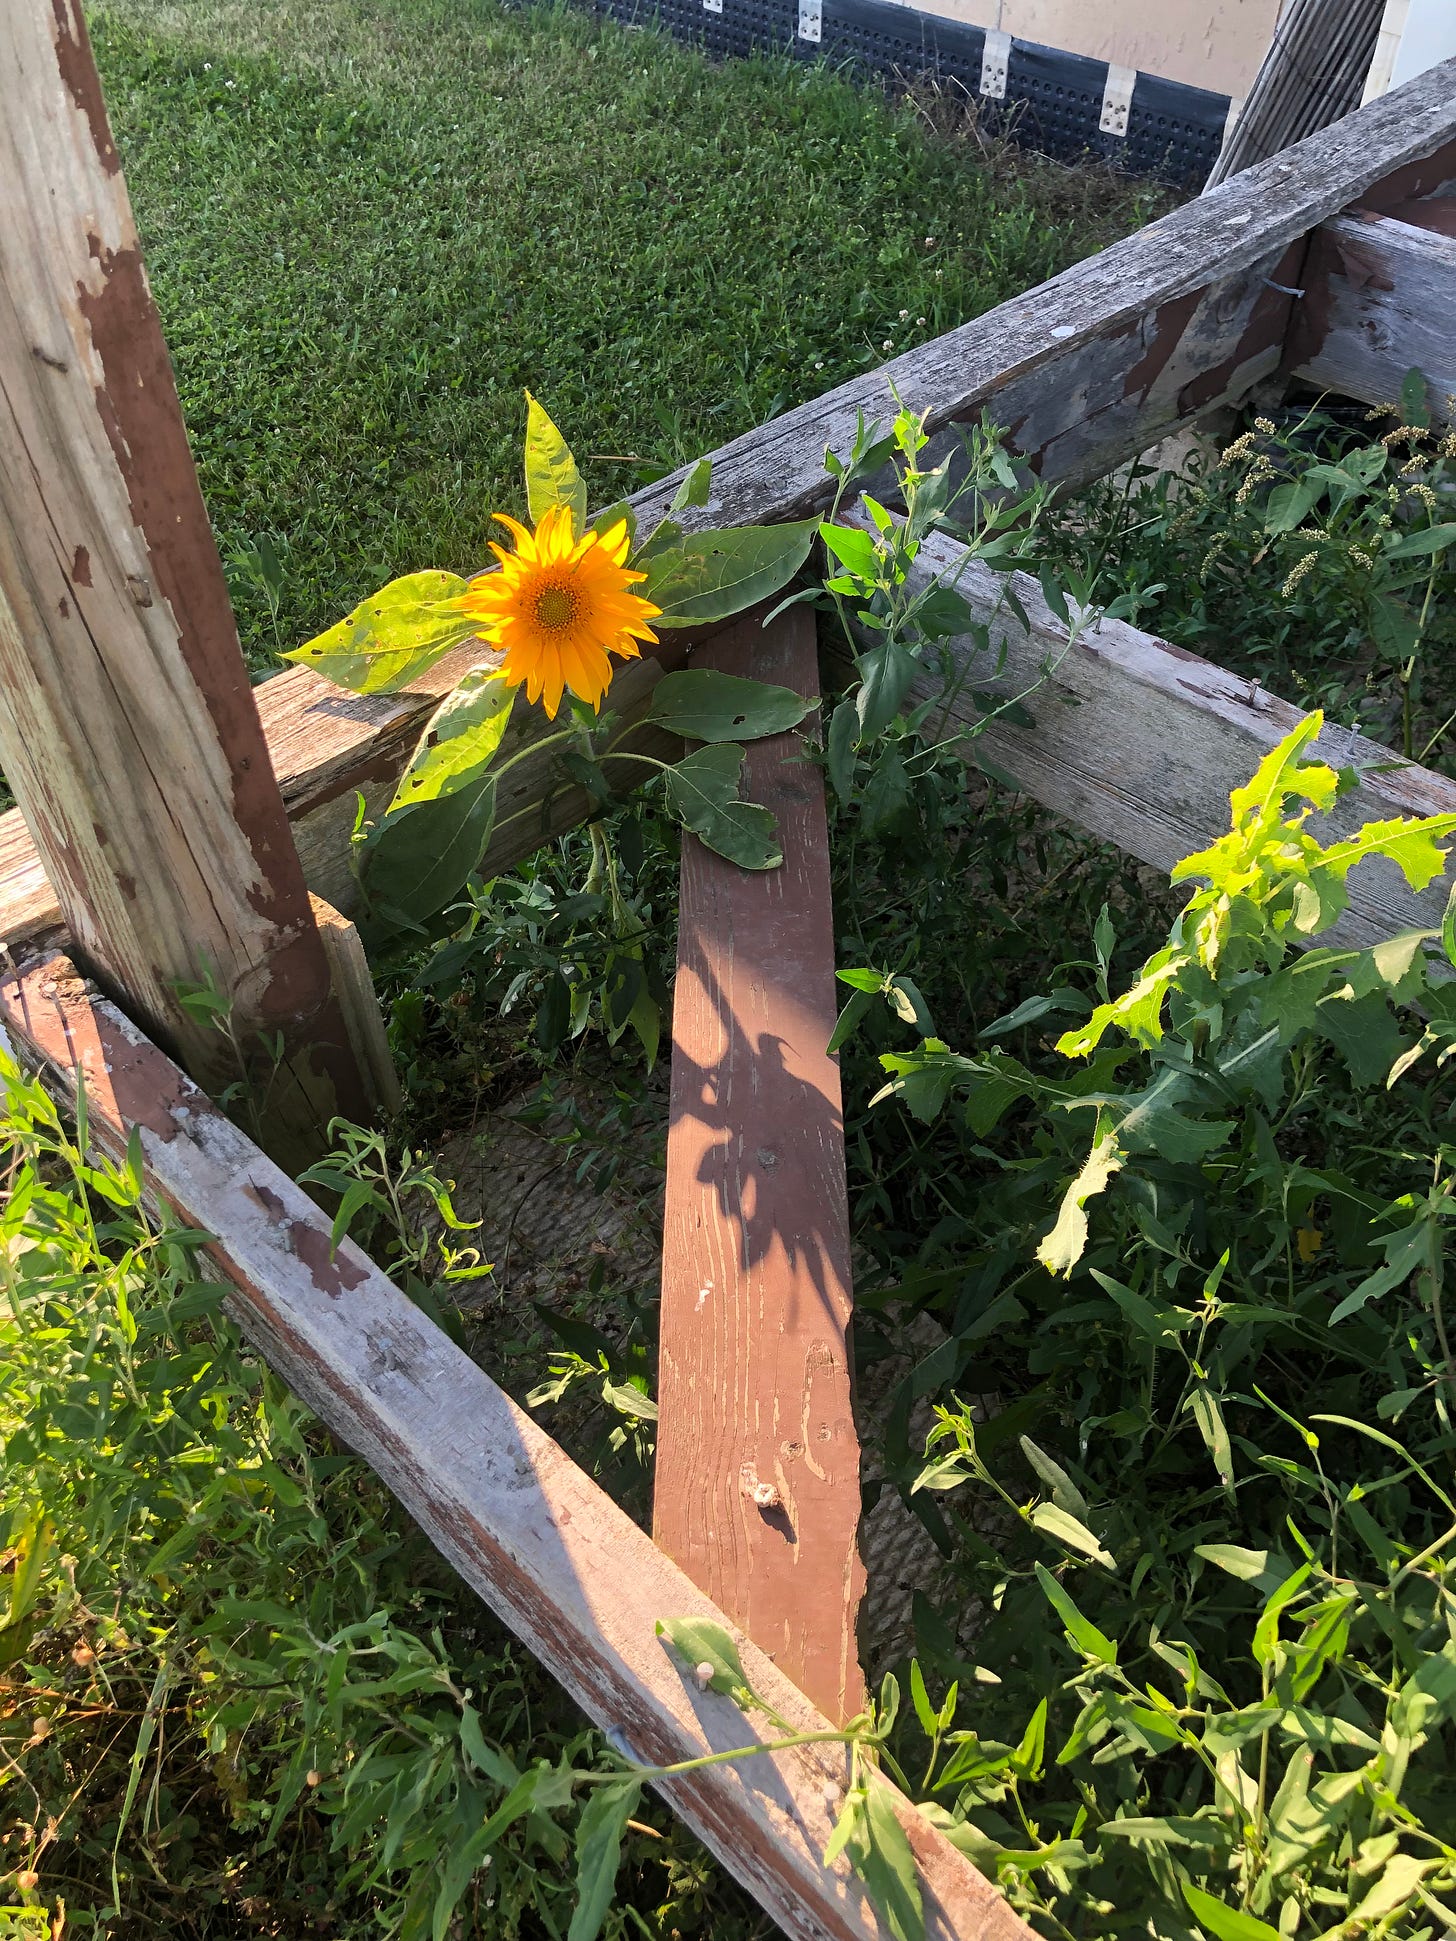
[92,0,1160,667]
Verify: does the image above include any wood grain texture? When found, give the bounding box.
[0,0,367,1150]
[0,955,1030,1941]
[308,895,401,1117]
[844,511,1456,950]
[1291,210,1456,415]
[5,58,1456,975]
[654,608,865,1726]
[627,59,1456,531]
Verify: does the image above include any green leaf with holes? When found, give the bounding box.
[389,667,516,811]
[284,571,475,693]
[645,669,813,742]
[662,744,781,869]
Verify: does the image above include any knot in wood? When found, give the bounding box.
[739,1462,780,1510]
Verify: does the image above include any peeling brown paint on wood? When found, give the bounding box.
[0,2,375,1155]
[47,0,118,174]
[625,58,1456,529]
[1291,212,1456,416]
[0,955,1032,1941]
[655,608,866,1726]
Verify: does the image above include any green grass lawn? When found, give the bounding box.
[93,0,1160,668]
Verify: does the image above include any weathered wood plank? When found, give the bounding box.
[629,57,1456,527]
[0,1,372,1150]
[1290,208,1456,415]
[844,512,1456,949]
[5,63,1456,977]
[0,627,704,945]
[0,954,1029,1941]
[655,609,865,1726]
[308,894,402,1117]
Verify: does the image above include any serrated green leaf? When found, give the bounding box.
[524,391,587,536]
[663,744,781,869]
[645,669,812,742]
[1319,814,1456,892]
[284,571,474,693]
[1037,1125,1123,1278]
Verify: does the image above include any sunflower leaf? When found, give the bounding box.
[360,772,497,936]
[641,520,819,626]
[645,669,813,742]
[389,667,516,811]
[524,392,588,538]
[283,571,474,693]
[662,744,782,870]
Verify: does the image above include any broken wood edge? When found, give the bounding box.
[0,954,1031,1941]
[1290,209,1456,415]
[840,505,1456,951]
[307,894,402,1117]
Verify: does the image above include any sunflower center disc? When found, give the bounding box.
[535,583,577,630]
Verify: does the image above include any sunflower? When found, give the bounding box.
[460,503,661,718]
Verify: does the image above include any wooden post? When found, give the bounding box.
[655,607,867,1725]
[0,0,379,1155]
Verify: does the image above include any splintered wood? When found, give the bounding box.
[654,607,866,1726]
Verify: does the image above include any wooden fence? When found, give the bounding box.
[3,5,1456,1933]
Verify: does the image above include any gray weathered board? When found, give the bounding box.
[629,54,1456,527]
[0,954,1028,1941]
[3,58,1456,963]
[1294,208,1456,415]
[844,510,1456,953]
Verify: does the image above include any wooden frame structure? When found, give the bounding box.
[3,8,1456,1933]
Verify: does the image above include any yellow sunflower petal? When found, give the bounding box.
[597,519,632,567]
[473,501,663,715]
[491,511,535,553]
